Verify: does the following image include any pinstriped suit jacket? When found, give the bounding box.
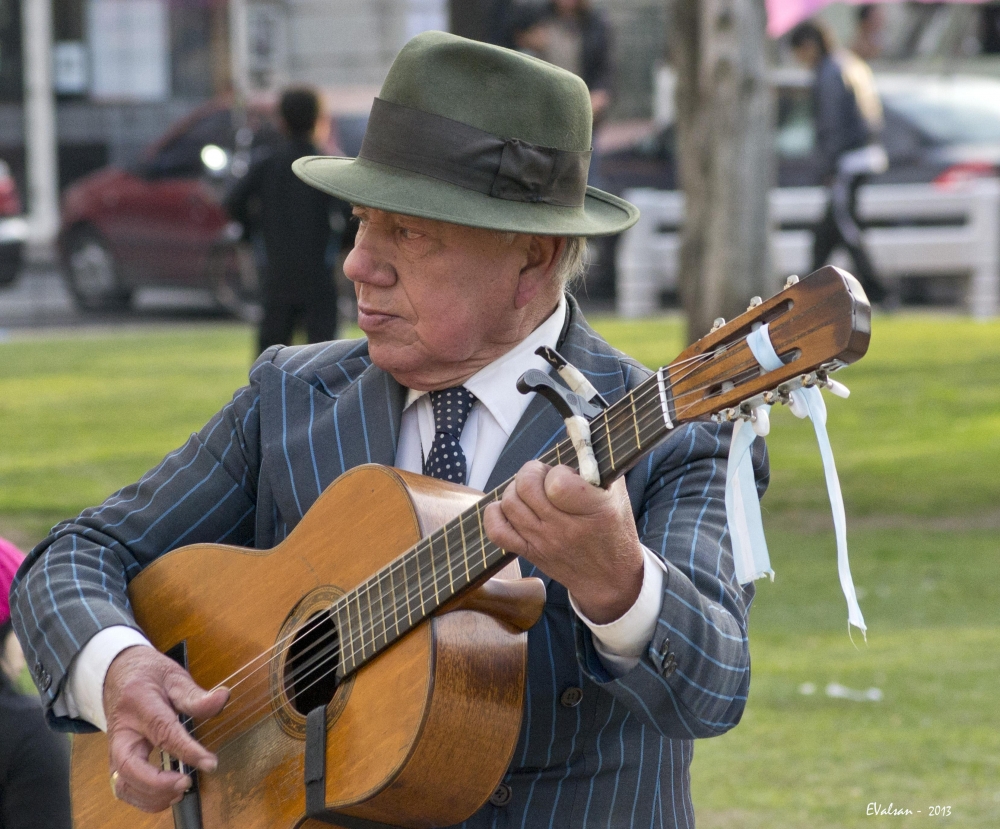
[11,297,766,828]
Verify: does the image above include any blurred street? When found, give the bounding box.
[0,262,230,333]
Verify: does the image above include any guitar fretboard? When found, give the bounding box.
[332,368,676,679]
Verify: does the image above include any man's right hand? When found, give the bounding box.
[104,646,229,812]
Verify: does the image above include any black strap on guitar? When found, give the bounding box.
[304,706,404,829]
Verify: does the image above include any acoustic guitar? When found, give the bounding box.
[69,266,870,829]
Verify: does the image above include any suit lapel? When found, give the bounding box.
[321,358,406,473]
[259,348,406,526]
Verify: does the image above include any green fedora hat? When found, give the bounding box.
[292,30,639,237]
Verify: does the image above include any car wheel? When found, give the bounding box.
[63,229,132,311]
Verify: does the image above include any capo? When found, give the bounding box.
[517,363,604,487]
[534,346,608,408]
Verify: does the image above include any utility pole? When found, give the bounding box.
[670,0,774,343]
[22,0,59,252]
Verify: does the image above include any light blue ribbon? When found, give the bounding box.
[725,415,773,583]
[728,324,866,637]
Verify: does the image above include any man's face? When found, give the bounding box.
[344,208,560,390]
[792,40,821,70]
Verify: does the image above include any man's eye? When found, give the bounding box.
[399,228,423,241]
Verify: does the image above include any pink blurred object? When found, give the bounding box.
[0,537,26,627]
[766,0,989,38]
[767,0,836,38]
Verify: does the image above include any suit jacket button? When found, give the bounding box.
[560,686,583,708]
[661,653,677,678]
[489,783,512,807]
[32,661,51,690]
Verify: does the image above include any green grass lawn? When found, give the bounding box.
[1,312,998,826]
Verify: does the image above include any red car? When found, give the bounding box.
[58,95,369,312]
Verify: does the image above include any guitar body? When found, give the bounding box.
[70,464,533,829]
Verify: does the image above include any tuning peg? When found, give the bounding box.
[751,406,770,437]
[711,317,726,332]
[788,392,809,419]
[747,296,763,311]
[784,274,800,288]
[825,379,850,399]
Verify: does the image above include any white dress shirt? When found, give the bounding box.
[60,297,664,730]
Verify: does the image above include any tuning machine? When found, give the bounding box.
[714,368,853,431]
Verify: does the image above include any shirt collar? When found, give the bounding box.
[404,295,568,436]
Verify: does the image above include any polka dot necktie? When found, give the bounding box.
[423,386,477,484]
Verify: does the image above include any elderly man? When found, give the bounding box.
[11,32,762,828]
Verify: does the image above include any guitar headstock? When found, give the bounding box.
[662,266,871,425]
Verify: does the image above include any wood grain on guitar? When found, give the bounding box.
[69,266,870,829]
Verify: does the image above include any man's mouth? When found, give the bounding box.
[356,304,397,329]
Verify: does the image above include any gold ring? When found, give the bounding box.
[110,770,120,799]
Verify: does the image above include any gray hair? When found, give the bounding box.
[493,232,588,290]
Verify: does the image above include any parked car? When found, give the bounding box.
[587,73,1000,296]
[58,93,371,312]
[0,159,27,286]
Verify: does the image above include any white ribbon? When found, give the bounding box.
[728,324,867,638]
[726,415,773,583]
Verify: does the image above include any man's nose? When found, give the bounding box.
[343,237,396,287]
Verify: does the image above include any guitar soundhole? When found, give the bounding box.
[284,610,340,715]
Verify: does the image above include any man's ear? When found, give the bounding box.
[515,235,566,309]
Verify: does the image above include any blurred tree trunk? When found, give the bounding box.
[670,0,774,344]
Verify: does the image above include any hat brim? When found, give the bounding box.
[293,156,639,237]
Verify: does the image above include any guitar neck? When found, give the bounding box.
[334,369,674,678]
[333,265,874,678]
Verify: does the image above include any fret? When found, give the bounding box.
[476,504,489,571]
[426,537,441,606]
[387,560,400,637]
[360,586,375,662]
[397,555,410,628]
[334,601,353,678]
[605,413,616,467]
[630,390,641,449]
[443,524,455,595]
[458,513,471,583]
[414,545,428,615]
[348,593,363,669]
[374,570,388,648]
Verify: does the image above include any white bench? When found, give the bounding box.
[616,178,1000,319]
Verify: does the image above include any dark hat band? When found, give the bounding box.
[358,98,591,208]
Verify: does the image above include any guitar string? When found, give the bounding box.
[190,344,733,712]
[194,342,734,705]
[191,376,682,749]
[189,344,763,750]
[191,342,770,753]
[190,345,764,751]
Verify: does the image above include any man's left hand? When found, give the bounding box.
[484,461,644,625]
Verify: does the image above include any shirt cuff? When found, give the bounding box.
[569,546,666,677]
[61,626,153,732]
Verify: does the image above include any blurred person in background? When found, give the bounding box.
[513,0,613,124]
[225,87,350,356]
[791,20,889,304]
[1,538,71,829]
[852,4,886,62]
